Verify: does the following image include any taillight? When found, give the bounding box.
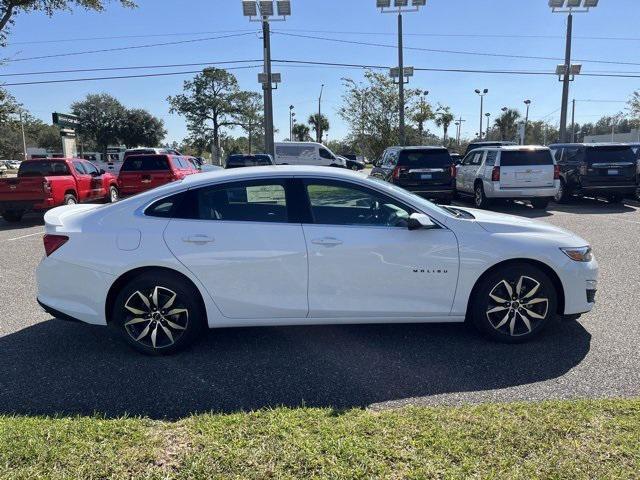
[392,166,407,180]
[491,166,501,182]
[450,165,457,178]
[42,179,52,194]
[579,163,588,175]
[43,234,69,257]
[554,164,560,180]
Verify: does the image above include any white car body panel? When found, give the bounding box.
[274,142,346,168]
[36,166,598,331]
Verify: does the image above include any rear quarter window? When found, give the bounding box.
[499,150,553,167]
[121,155,170,172]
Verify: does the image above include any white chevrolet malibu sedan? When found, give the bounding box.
[37,166,598,355]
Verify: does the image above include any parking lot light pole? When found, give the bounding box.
[317,84,324,143]
[523,99,531,144]
[289,105,294,140]
[377,0,426,146]
[550,0,598,142]
[475,89,488,139]
[485,113,491,141]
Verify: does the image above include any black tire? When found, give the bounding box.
[64,193,77,205]
[531,198,550,210]
[112,271,206,355]
[470,263,558,343]
[2,210,24,223]
[107,185,119,203]
[474,183,491,209]
[554,179,569,203]
[607,194,623,204]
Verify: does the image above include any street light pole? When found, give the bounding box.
[19,111,27,161]
[475,89,488,139]
[523,99,531,145]
[317,84,324,143]
[397,10,405,145]
[571,98,576,143]
[485,113,491,141]
[289,105,294,141]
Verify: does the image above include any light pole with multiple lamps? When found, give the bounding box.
[485,112,491,141]
[475,89,488,140]
[549,0,598,142]
[242,0,291,157]
[377,0,426,146]
[523,99,532,144]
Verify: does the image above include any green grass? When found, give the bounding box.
[0,399,638,479]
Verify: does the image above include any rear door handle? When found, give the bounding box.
[183,234,215,245]
[311,237,343,247]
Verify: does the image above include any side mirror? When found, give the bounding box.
[99,169,106,175]
[408,213,436,231]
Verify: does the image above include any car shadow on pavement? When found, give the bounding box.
[0,214,44,232]
[0,318,591,419]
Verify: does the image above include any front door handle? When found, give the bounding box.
[183,234,215,245]
[311,237,343,247]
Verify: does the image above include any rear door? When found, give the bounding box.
[498,150,555,189]
[583,146,637,186]
[393,149,453,190]
[72,160,92,201]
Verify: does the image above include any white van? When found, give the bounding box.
[274,142,346,168]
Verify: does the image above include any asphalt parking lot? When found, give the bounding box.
[0,197,639,419]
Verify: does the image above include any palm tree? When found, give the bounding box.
[292,123,310,141]
[308,113,329,143]
[413,100,434,144]
[434,105,455,143]
[494,109,521,141]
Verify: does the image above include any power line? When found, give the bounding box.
[271,31,640,67]
[4,31,258,63]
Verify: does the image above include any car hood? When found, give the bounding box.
[455,207,588,245]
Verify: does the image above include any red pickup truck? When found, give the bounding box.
[0,158,119,223]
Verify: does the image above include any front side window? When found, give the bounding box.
[83,162,100,175]
[305,181,412,228]
[73,161,87,174]
[177,181,288,223]
[319,148,334,160]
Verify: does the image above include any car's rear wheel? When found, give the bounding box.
[474,183,491,209]
[64,194,77,205]
[470,263,558,343]
[112,272,206,355]
[531,198,550,210]
[2,210,24,222]
[554,180,569,203]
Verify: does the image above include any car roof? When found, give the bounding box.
[386,146,448,151]
[549,142,634,148]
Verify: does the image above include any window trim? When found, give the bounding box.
[300,178,417,229]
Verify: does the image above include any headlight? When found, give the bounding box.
[560,246,593,262]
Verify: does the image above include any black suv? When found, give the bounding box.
[370,146,455,203]
[549,143,638,203]
[225,154,274,169]
[464,141,516,156]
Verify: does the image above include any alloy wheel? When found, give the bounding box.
[485,276,549,337]
[123,286,189,349]
[554,182,564,203]
[110,187,119,203]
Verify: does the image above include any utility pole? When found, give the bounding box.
[397,10,405,145]
[262,18,275,157]
[571,98,576,143]
[455,116,465,145]
[559,13,573,143]
[317,84,324,143]
[19,111,27,161]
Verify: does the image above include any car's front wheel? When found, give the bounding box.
[470,263,558,343]
[112,272,206,355]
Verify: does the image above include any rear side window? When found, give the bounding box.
[500,150,553,167]
[145,192,186,218]
[398,150,452,168]
[18,161,70,177]
[121,155,170,172]
[485,151,498,166]
[176,181,288,223]
[585,146,636,164]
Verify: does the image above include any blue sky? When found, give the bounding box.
[2,0,639,145]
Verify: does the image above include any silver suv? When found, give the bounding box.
[455,146,560,210]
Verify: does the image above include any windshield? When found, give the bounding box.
[500,150,553,166]
[367,176,454,218]
[585,146,636,164]
[398,150,452,168]
[18,161,70,177]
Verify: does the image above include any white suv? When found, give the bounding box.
[455,146,560,210]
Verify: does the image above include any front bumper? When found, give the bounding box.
[557,258,599,315]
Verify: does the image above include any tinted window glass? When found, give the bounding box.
[500,150,553,166]
[145,193,185,218]
[319,148,333,159]
[18,161,70,177]
[485,151,498,166]
[565,147,582,162]
[306,182,412,228]
[121,155,170,172]
[585,146,636,164]
[73,161,87,174]
[398,149,452,168]
[227,155,273,168]
[179,182,288,223]
[276,145,316,158]
[83,162,99,175]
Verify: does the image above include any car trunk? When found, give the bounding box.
[582,146,636,186]
[0,177,49,202]
[394,150,453,188]
[498,150,555,189]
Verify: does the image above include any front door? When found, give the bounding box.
[300,179,459,318]
[72,161,92,201]
[163,179,309,319]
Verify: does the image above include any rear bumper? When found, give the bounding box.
[484,181,559,199]
[0,198,54,212]
[577,184,637,194]
[398,185,454,198]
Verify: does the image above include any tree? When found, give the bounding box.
[168,68,261,164]
[339,71,422,161]
[36,124,61,150]
[0,0,135,46]
[308,113,329,143]
[119,108,166,148]
[292,123,310,141]
[434,105,455,143]
[72,93,126,154]
[628,91,640,120]
[494,108,521,141]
